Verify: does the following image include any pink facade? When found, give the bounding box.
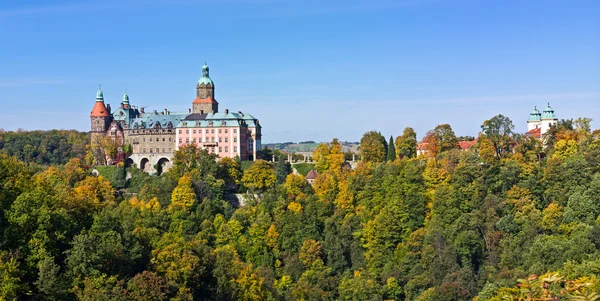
[175,124,260,160]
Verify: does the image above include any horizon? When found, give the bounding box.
[0,0,598,143]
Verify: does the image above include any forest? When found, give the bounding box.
[0,114,599,300]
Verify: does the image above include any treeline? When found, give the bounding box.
[0,129,88,165]
[0,115,599,300]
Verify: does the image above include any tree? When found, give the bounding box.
[169,174,196,212]
[433,124,458,153]
[396,127,417,159]
[274,155,292,184]
[360,131,386,163]
[387,136,396,161]
[312,143,330,173]
[481,114,515,158]
[242,160,276,191]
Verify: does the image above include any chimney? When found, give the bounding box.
[106,104,111,113]
[153,110,157,114]
[200,110,204,114]
[164,108,168,115]
[225,109,229,114]
[188,108,191,114]
[140,107,145,113]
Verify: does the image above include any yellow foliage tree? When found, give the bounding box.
[242,160,276,191]
[313,171,338,202]
[284,173,309,200]
[169,174,196,212]
[552,139,578,160]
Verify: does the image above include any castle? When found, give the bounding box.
[90,63,262,174]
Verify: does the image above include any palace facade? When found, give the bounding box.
[90,63,262,174]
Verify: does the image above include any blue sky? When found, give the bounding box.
[0,0,598,143]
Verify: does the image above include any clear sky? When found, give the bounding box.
[0,0,598,143]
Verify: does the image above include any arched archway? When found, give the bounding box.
[125,158,134,168]
[156,157,171,175]
[140,158,150,172]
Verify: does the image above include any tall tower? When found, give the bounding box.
[90,86,110,141]
[540,103,558,135]
[121,91,130,109]
[192,62,219,114]
[527,106,542,132]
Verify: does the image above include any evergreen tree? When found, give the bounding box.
[387,135,396,161]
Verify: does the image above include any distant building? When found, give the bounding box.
[90,63,262,174]
[305,169,318,185]
[526,103,558,139]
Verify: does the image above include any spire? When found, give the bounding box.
[122,90,130,104]
[542,103,556,119]
[96,85,104,101]
[202,62,209,78]
[197,61,214,86]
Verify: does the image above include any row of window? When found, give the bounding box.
[197,146,237,153]
[179,128,237,134]
[179,137,237,143]
[136,137,172,143]
[142,148,172,153]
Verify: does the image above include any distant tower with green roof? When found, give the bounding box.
[540,103,558,135]
[192,62,219,114]
[527,106,542,132]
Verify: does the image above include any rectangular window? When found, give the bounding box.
[143,148,146,152]
[206,129,209,133]
[211,129,214,134]
[219,129,222,133]
[225,129,228,133]
[193,130,197,134]
[219,137,222,143]
[193,138,196,143]
[234,129,237,133]
[219,147,222,152]
[179,138,182,143]
[212,137,215,142]
[169,138,172,142]
[234,138,237,142]
[234,146,237,152]
[150,148,153,153]
[143,138,146,142]
[156,148,160,153]
[163,138,165,142]
[225,146,228,152]
[179,130,182,134]
[186,138,189,143]
[186,130,189,134]
[225,138,228,143]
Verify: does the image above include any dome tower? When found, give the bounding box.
[192,62,219,114]
[527,106,542,132]
[540,103,558,135]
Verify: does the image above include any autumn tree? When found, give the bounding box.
[242,160,277,191]
[396,127,418,159]
[360,131,387,163]
[433,124,459,153]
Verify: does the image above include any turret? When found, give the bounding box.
[527,106,542,131]
[121,91,130,109]
[90,86,110,133]
[192,62,219,114]
[540,103,558,135]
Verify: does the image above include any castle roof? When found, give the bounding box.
[528,106,542,121]
[306,169,318,180]
[525,128,542,138]
[90,101,109,117]
[541,103,557,119]
[458,139,477,150]
[178,110,260,128]
[197,62,214,86]
[192,97,218,104]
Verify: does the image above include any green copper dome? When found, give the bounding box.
[197,62,214,86]
[96,86,104,101]
[528,106,541,121]
[122,91,130,104]
[541,103,557,119]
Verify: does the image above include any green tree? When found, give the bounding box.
[387,135,396,161]
[396,127,417,159]
[481,114,515,158]
[433,124,458,153]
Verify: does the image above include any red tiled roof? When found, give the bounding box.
[525,128,541,138]
[90,101,109,117]
[417,142,428,150]
[458,139,477,150]
[192,97,218,104]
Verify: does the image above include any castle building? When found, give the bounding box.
[526,103,558,138]
[89,63,262,174]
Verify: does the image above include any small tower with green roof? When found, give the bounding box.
[192,62,219,114]
[527,106,542,132]
[541,103,558,135]
[121,91,130,109]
